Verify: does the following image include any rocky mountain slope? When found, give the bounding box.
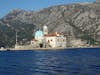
[0,2,100,47]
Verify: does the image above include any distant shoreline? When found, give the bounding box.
[0,47,100,51]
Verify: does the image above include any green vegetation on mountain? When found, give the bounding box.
[0,1,100,47]
[0,21,35,47]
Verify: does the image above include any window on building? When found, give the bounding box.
[48,40,50,43]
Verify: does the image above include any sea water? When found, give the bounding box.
[0,48,100,75]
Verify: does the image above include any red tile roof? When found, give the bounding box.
[44,32,63,37]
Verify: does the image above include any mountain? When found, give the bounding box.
[0,2,100,47]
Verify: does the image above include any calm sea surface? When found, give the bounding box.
[0,48,100,75]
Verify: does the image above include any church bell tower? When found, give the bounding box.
[43,25,48,35]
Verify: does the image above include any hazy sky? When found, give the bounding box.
[0,0,95,18]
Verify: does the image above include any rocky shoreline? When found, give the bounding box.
[0,47,100,51]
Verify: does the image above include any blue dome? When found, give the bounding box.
[35,30,44,37]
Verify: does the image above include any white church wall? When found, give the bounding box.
[45,36,67,48]
[45,37,57,48]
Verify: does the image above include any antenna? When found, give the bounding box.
[16,31,18,45]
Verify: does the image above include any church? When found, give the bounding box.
[31,25,67,48]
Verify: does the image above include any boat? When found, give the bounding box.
[0,47,7,51]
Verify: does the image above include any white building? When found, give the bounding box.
[45,32,66,48]
[31,26,67,48]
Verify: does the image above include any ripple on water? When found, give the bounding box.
[0,48,100,75]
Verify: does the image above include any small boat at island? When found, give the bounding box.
[0,47,8,51]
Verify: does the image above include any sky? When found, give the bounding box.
[0,0,95,18]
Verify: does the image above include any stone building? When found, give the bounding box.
[31,25,67,48]
[44,32,66,48]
